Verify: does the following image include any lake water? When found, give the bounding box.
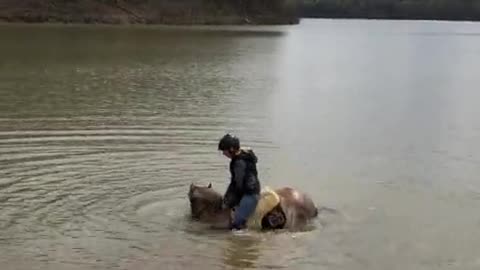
[1,19,480,270]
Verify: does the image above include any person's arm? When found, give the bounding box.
[223,182,236,208]
[222,160,247,208]
[232,159,246,192]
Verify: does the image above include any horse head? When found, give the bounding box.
[188,183,223,220]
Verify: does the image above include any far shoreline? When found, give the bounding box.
[1,16,480,28]
[302,15,480,23]
[0,14,299,27]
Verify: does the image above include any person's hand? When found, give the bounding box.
[221,202,229,210]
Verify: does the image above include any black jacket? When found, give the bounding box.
[223,149,261,208]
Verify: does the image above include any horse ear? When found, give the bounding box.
[208,183,212,188]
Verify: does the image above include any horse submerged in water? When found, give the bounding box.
[188,183,319,231]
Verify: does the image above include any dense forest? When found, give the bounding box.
[0,0,299,25]
[301,0,480,21]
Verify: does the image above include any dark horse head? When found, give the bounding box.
[188,183,228,222]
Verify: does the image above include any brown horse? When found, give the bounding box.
[188,183,319,231]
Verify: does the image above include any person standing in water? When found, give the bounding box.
[218,134,261,230]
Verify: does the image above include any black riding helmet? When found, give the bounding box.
[218,133,240,151]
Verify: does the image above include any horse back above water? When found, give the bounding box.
[188,183,319,231]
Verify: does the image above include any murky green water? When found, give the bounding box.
[1,19,480,270]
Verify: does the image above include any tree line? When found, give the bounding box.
[0,0,300,24]
[301,0,480,21]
